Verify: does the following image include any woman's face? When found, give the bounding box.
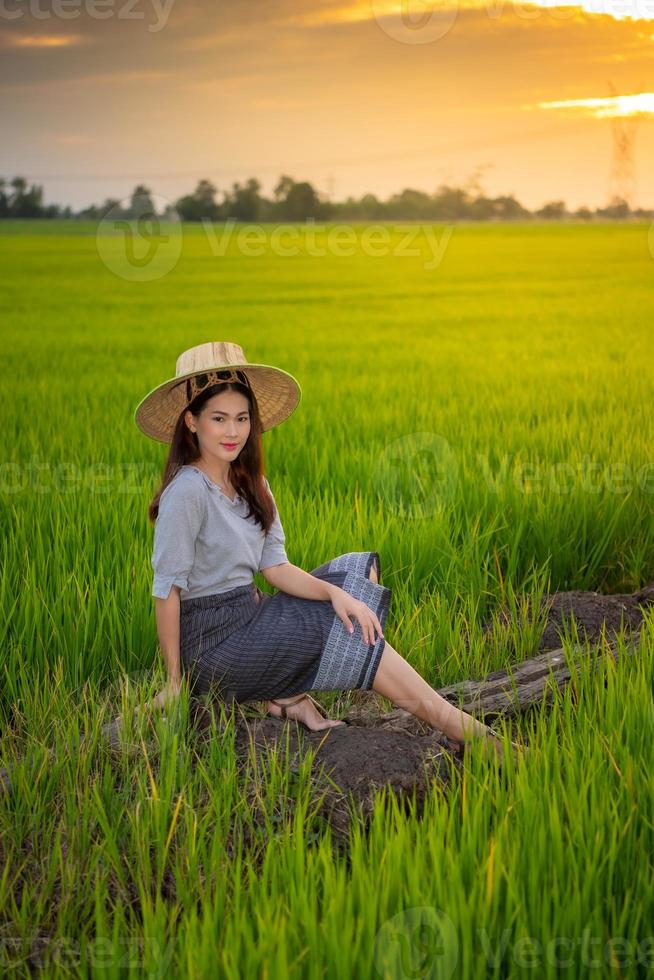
[186,389,252,462]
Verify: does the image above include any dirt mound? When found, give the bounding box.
[486,582,654,651]
[189,700,459,852]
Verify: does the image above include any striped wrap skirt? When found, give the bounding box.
[179,550,392,704]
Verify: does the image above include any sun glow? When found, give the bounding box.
[537,92,654,117]
[295,0,654,25]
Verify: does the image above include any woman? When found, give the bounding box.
[134,341,524,763]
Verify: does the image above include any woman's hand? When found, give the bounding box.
[329,587,384,646]
[113,677,182,735]
[148,677,182,713]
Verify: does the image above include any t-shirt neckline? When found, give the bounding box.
[183,464,241,505]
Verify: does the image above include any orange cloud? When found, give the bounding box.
[2,33,84,48]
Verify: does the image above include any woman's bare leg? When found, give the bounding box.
[363,559,516,757]
[372,641,515,761]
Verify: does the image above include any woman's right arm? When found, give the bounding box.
[117,587,184,722]
[138,589,184,714]
[155,588,183,687]
[148,477,207,710]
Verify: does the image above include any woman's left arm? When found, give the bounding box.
[261,562,384,645]
[261,561,335,600]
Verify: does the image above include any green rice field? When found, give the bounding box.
[1,218,653,976]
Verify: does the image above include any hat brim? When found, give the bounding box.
[134,362,302,443]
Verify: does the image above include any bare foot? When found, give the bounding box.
[267,695,347,732]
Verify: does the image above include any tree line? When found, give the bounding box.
[1,173,650,222]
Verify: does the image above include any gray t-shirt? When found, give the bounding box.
[151,464,289,600]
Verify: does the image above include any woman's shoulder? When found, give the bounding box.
[159,466,210,508]
[176,464,214,487]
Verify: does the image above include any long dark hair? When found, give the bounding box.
[147,375,277,532]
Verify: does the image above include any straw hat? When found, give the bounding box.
[134,341,302,443]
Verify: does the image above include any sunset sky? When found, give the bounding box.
[1,0,653,212]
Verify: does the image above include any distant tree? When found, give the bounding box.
[468,193,504,220]
[274,174,295,202]
[490,195,530,220]
[273,177,328,221]
[224,178,264,222]
[76,197,123,220]
[175,178,222,221]
[8,176,45,217]
[100,197,123,218]
[75,203,100,219]
[124,184,157,219]
[598,199,631,219]
[3,169,652,222]
[386,187,438,220]
[331,192,385,220]
[431,185,473,221]
[160,200,182,220]
[535,200,567,219]
[10,176,27,199]
[357,193,385,220]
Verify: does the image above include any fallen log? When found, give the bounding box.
[375,635,640,734]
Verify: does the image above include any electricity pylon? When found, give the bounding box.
[606,79,644,210]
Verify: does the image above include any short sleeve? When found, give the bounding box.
[151,476,207,599]
[259,477,288,572]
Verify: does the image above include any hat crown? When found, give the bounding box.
[134,340,302,443]
[175,342,247,378]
